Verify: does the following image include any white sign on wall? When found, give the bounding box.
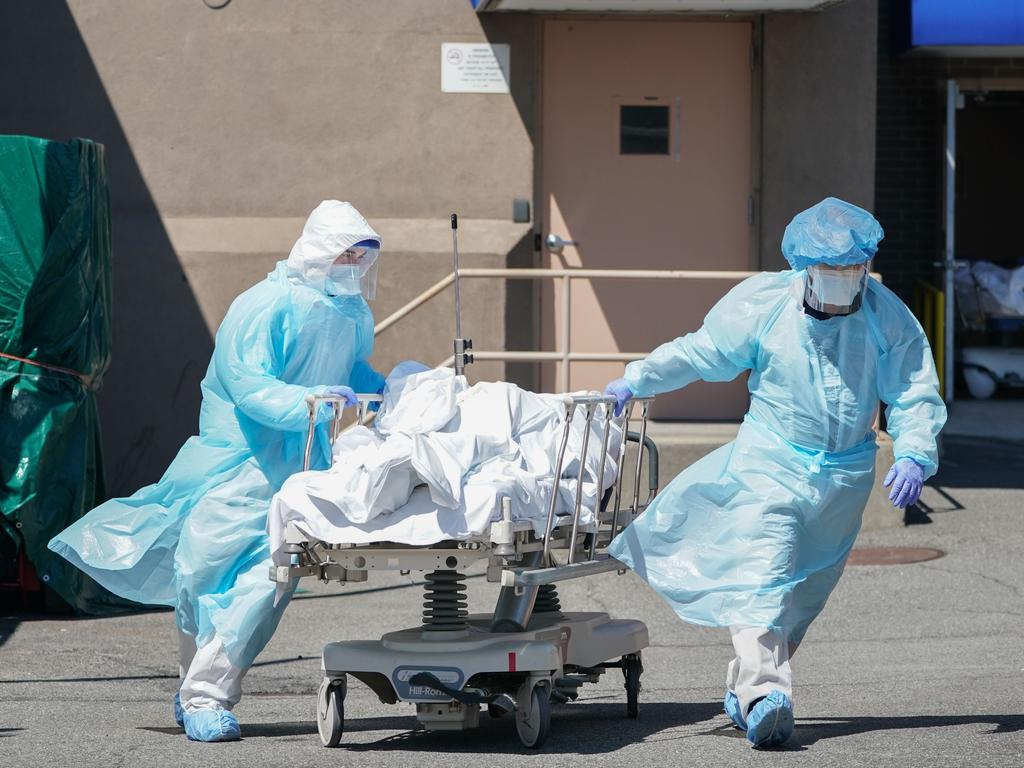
[441,43,511,94]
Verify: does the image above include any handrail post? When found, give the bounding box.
[561,273,571,393]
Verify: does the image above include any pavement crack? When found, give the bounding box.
[918,563,1024,598]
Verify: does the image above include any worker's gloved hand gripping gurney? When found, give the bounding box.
[267,375,659,750]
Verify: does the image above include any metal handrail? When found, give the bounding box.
[374,267,759,390]
[452,267,758,280]
[375,272,455,335]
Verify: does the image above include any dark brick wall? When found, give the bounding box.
[874,0,1024,305]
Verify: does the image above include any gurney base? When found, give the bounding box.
[318,611,648,748]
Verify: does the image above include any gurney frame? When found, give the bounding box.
[272,391,659,749]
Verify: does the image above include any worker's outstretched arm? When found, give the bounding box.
[625,273,785,397]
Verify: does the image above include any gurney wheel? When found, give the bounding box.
[623,653,642,719]
[515,682,551,749]
[317,676,345,748]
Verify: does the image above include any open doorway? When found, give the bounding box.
[947,84,1024,431]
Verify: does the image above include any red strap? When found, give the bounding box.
[0,351,91,387]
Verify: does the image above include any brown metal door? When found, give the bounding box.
[541,18,754,419]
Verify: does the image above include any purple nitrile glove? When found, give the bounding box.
[883,458,925,508]
[604,377,635,417]
[325,385,358,408]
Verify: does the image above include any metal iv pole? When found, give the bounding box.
[451,213,474,377]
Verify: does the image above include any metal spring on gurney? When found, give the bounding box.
[534,583,562,614]
[421,570,469,632]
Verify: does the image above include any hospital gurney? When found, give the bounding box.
[270,391,659,749]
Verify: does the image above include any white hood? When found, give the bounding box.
[286,201,381,292]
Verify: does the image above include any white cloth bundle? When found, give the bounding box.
[268,367,622,559]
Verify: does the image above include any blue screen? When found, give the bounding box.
[912,0,1024,46]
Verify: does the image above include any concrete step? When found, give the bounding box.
[614,421,900,536]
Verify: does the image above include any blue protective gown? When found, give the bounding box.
[609,270,946,644]
[49,204,385,669]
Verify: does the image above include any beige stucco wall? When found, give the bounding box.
[1,0,883,496]
[65,0,536,221]
[760,0,878,269]
[1,0,537,493]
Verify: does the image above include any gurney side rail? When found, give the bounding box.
[302,393,383,472]
[276,393,659,589]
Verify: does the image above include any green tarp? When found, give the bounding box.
[0,135,132,613]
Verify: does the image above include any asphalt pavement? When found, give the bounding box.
[1,431,1021,767]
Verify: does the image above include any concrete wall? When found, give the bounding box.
[0,0,537,494]
[760,0,879,269]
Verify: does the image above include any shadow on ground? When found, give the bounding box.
[788,714,1024,748]
[137,708,1024,752]
[700,713,1024,752]
[0,651,316,685]
[140,701,724,753]
[936,435,1024,489]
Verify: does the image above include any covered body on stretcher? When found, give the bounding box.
[268,367,658,587]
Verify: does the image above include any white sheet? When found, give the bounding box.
[956,260,1024,317]
[268,367,622,560]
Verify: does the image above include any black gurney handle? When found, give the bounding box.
[600,431,660,513]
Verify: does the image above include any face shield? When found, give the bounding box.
[325,239,380,300]
[804,263,868,316]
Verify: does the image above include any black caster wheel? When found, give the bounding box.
[623,653,642,719]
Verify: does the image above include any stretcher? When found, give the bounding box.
[270,392,660,749]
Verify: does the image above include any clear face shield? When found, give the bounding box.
[804,263,869,316]
[325,239,380,300]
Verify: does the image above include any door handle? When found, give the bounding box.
[546,233,578,254]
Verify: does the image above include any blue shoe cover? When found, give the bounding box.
[745,691,794,748]
[174,692,184,727]
[723,690,746,730]
[183,708,241,742]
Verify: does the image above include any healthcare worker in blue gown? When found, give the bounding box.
[49,201,422,742]
[604,198,946,749]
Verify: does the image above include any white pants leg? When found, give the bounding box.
[179,637,247,713]
[726,626,793,718]
[178,628,197,682]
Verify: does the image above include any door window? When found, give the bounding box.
[620,104,670,155]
